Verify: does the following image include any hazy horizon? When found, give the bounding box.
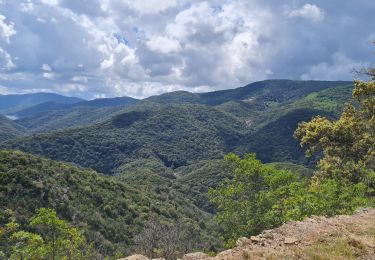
[0,0,374,99]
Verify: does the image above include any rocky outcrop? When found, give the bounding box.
[118,254,149,260]
[120,208,375,260]
[182,252,210,260]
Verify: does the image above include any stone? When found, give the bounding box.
[284,237,299,244]
[182,252,210,260]
[250,236,261,242]
[263,232,274,239]
[118,254,149,260]
[235,237,252,247]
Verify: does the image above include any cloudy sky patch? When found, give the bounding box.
[0,0,374,99]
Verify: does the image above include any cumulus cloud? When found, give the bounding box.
[0,85,10,94]
[0,0,374,99]
[0,47,15,70]
[285,4,325,22]
[301,52,367,80]
[121,0,178,15]
[146,36,181,53]
[41,63,52,71]
[0,14,16,42]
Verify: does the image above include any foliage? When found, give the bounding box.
[210,77,374,246]
[0,115,26,143]
[15,97,139,132]
[2,80,353,173]
[294,80,375,192]
[133,219,203,260]
[208,153,303,246]
[174,160,235,213]
[241,108,335,166]
[0,150,219,257]
[266,162,314,178]
[2,104,245,174]
[209,153,373,246]
[1,208,94,260]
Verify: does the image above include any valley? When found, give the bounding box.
[1,79,373,259]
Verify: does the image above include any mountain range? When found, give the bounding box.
[0,79,355,256]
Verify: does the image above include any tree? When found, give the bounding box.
[7,208,95,260]
[208,153,371,246]
[294,80,375,193]
[208,153,304,246]
[133,219,201,260]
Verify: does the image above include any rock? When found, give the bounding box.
[118,254,149,260]
[250,236,261,242]
[216,249,233,258]
[263,231,274,239]
[236,237,252,247]
[182,252,210,260]
[284,237,299,244]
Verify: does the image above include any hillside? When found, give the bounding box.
[15,96,139,119]
[1,80,354,172]
[14,96,139,133]
[175,208,375,260]
[15,105,131,133]
[0,115,26,143]
[241,108,335,166]
[0,150,221,257]
[2,104,245,174]
[0,92,83,115]
[10,80,352,134]
[148,80,351,106]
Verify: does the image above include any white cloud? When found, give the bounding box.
[0,14,16,43]
[71,76,88,83]
[121,0,178,15]
[0,0,373,99]
[0,47,15,70]
[59,83,87,93]
[146,36,181,53]
[301,52,365,80]
[42,72,56,79]
[41,63,52,71]
[40,0,59,6]
[285,4,324,23]
[0,85,10,94]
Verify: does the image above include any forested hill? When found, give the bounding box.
[0,78,372,260]
[0,150,221,257]
[2,104,244,174]
[14,96,139,119]
[0,114,26,143]
[147,80,351,105]
[1,80,354,173]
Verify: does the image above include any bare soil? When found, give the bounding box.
[183,208,375,260]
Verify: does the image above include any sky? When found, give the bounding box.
[0,0,374,99]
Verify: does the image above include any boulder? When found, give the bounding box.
[182,252,210,260]
[236,237,252,247]
[284,237,299,244]
[118,254,149,260]
[250,236,261,242]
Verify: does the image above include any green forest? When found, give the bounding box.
[0,76,373,259]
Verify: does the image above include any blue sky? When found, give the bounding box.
[0,0,374,99]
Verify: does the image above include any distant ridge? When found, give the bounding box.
[0,114,26,142]
[0,92,84,115]
[147,80,352,105]
[15,96,139,118]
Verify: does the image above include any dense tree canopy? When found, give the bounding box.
[210,74,375,246]
[294,79,375,193]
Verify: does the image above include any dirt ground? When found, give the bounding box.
[182,208,375,260]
